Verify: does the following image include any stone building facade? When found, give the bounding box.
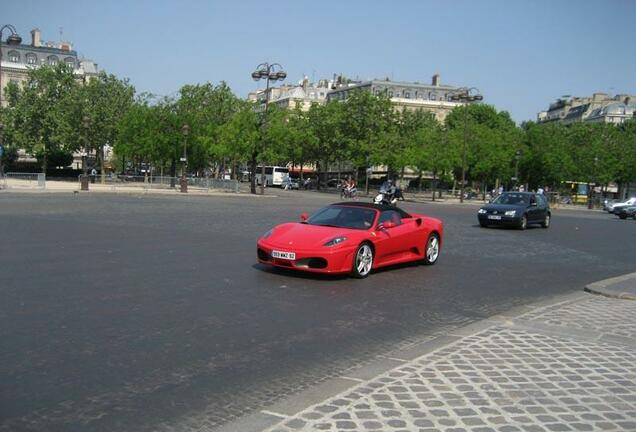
[537,93,636,125]
[326,74,468,122]
[0,28,99,107]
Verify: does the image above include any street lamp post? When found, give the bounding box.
[251,62,286,195]
[180,124,190,193]
[0,25,22,107]
[0,123,5,185]
[449,88,483,203]
[81,115,90,191]
[513,150,521,189]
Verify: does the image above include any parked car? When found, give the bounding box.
[616,205,636,220]
[326,178,345,189]
[603,198,619,212]
[477,192,550,230]
[611,197,636,214]
[281,177,300,190]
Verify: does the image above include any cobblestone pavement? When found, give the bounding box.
[258,294,636,432]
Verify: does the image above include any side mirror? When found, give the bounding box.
[300,212,309,222]
[380,220,396,230]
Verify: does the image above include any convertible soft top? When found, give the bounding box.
[330,202,411,217]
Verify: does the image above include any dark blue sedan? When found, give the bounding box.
[478,192,551,230]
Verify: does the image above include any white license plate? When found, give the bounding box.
[272,250,296,260]
[488,215,502,220]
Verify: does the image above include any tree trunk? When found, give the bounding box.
[418,170,423,194]
[316,160,321,191]
[250,155,257,194]
[41,146,47,175]
[170,157,176,188]
[100,145,105,184]
[432,172,437,201]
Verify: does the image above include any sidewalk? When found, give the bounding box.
[0,179,277,197]
[219,275,636,432]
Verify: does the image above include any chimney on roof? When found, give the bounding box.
[31,28,41,48]
[432,74,440,86]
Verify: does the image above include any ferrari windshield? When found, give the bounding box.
[306,206,376,230]
[492,193,530,205]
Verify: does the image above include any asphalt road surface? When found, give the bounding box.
[1,191,635,431]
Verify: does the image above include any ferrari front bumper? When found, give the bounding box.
[257,239,357,274]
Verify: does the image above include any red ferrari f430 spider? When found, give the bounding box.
[257,202,443,278]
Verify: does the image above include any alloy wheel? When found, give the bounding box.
[353,244,373,278]
[424,233,440,265]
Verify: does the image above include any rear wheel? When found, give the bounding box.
[541,214,550,228]
[619,214,627,219]
[423,233,440,265]
[352,243,373,278]
[519,215,528,230]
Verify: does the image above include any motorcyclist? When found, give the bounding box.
[376,178,404,205]
[380,179,396,196]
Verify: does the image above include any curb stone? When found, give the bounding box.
[584,272,636,300]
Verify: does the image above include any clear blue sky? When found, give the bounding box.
[6,0,636,123]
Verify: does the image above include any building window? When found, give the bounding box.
[8,51,20,62]
[64,57,75,68]
[389,91,393,97]
[26,53,37,65]
[404,92,410,99]
[429,92,436,101]
[47,55,59,65]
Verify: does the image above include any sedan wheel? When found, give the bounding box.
[423,233,440,265]
[519,215,528,230]
[541,214,550,228]
[352,243,373,278]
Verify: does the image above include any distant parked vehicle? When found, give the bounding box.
[611,197,636,214]
[327,178,345,189]
[603,198,619,212]
[255,166,290,187]
[281,178,300,190]
[616,206,636,220]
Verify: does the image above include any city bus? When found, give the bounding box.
[255,166,290,187]
[561,181,590,204]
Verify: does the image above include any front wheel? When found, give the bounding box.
[541,214,550,228]
[352,243,374,278]
[423,233,440,265]
[518,215,528,230]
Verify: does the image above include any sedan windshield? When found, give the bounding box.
[306,206,376,230]
[492,193,530,205]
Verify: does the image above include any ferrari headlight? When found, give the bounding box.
[505,210,516,216]
[262,229,273,239]
[323,236,347,247]
[478,208,487,214]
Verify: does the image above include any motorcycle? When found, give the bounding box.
[373,186,403,206]
[341,185,357,199]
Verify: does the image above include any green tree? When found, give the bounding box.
[218,101,260,193]
[7,63,79,173]
[78,72,135,180]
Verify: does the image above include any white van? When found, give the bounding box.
[255,166,290,187]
